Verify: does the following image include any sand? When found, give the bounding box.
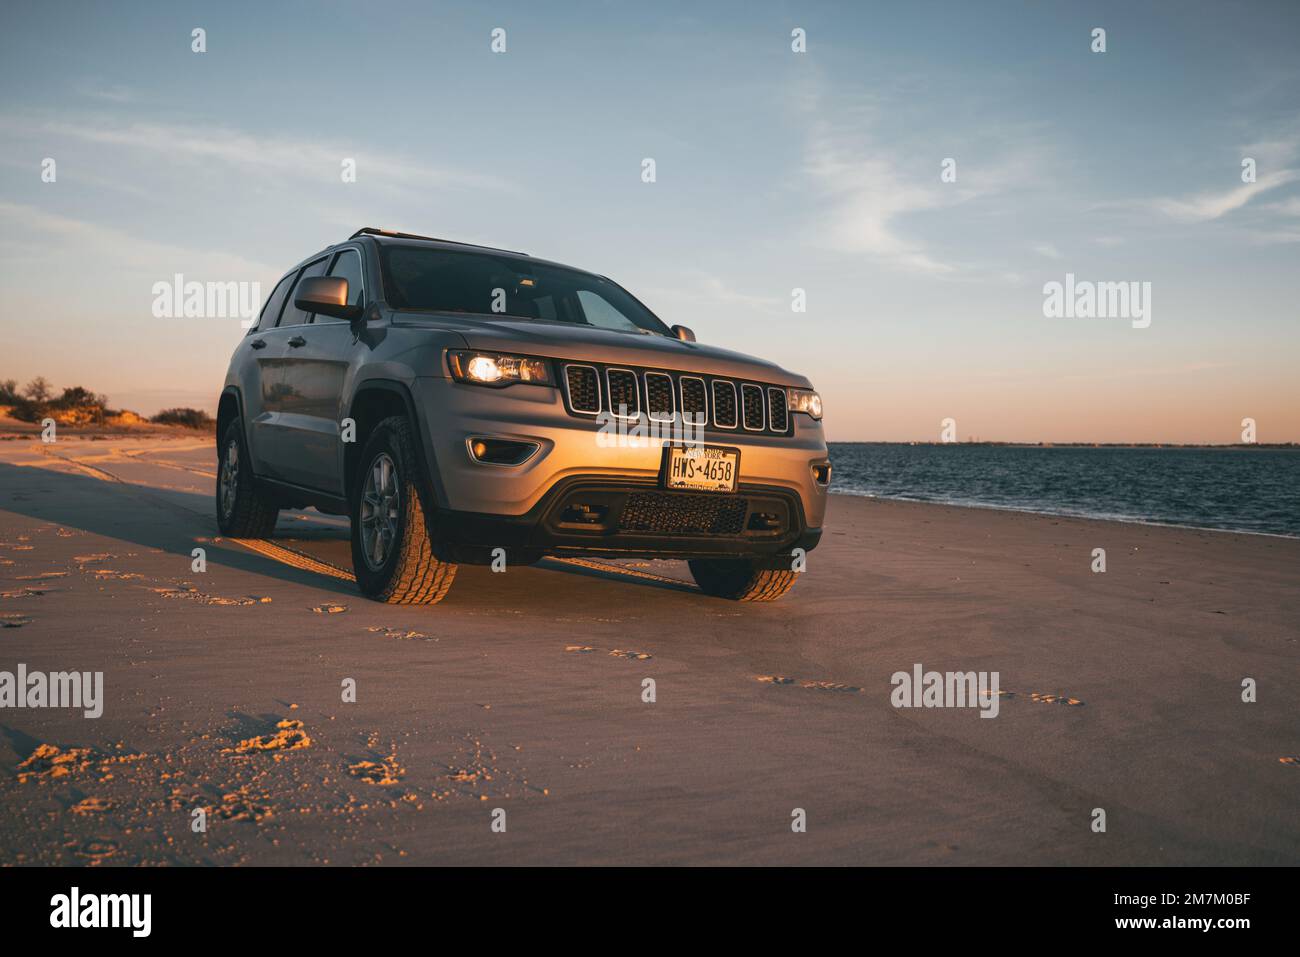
[0,435,1296,865]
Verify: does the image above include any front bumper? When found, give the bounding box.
[411,376,830,562]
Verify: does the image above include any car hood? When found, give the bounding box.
[396,314,812,387]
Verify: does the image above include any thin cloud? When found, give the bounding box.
[0,200,278,278]
[0,113,515,194]
[74,81,136,104]
[801,118,953,274]
[1126,133,1300,223]
[1147,169,1298,222]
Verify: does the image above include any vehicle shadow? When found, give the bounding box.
[0,461,700,601]
[0,461,359,594]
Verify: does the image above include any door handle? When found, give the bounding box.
[249,338,267,350]
[287,336,307,348]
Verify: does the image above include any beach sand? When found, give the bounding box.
[0,435,1296,865]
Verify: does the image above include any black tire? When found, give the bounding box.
[350,416,457,604]
[216,417,280,538]
[688,558,799,602]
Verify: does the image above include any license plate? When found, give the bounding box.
[664,445,739,493]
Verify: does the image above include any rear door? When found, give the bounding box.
[238,271,296,479]
[253,256,328,481]
[272,248,365,494]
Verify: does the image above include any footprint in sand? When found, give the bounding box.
[1280,756,1300,767]
[216,787,275,822]
[312,604,349,614]
[755,675,863,693]
[349,753,406,785]
[73,553,116,565]
[70,796,114,815]
[0,613,33,628]
[366,625,434,641]
[14,572,68,581]
[565,644,652,660]
[151,586,271,606]
[74,839,120,863]
[89,569,145,581]
[1027,692,1085,706]
[224,719,312,754]
[16,743,95,783]
[0,585,54,599]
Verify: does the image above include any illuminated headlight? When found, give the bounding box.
[448,351,553,387]
[787,387,823,420]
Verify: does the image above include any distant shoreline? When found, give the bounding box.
[828,441,1298,449]
[829,488,1300,541]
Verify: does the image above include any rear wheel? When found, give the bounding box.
[688,558,798,602]
[350,416,457,604]
[216,418,279,538]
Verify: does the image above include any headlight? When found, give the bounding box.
[787,387,823,420]
[448,351,553,387]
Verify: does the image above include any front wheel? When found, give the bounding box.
[688,558,798,602]
[350,416,457,604]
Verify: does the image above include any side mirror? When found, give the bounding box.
[671,324,696,342]
[295,276,363,322]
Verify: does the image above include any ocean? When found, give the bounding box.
[827,443,1300,538]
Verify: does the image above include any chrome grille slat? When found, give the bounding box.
[563,364,600,415]
[711,380,738,429]
[741,383,765,431]
[605,368,640,418]
[766,387,788,433]
[679,375,707,427]
[644,371,675,422]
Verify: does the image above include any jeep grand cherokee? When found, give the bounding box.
[216,228,830,603]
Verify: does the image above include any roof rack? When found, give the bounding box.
[349,227,529,257]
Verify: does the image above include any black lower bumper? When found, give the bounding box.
[434,475,821,566]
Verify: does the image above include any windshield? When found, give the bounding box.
[378,244,671,336]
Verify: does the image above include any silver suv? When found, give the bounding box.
[216,228,830,603]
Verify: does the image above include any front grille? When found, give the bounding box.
[712,380,738,428]
[680,376,707,423]
[558,363,791,435]
[766,387,788,433]
[606,368,639,417]
[741,384,765,431]
[645,372,675,421]
[619,491,748,535]
[564,365,600,414]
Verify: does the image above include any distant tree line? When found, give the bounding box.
[0,377,212,429]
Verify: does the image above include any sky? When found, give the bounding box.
[1,0,1297,443]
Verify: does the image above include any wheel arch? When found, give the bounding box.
[344,379,445,509]
[216,387,244,458]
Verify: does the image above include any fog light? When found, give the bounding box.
[466,437,539,466]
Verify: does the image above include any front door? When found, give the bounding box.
[273,248,366,494]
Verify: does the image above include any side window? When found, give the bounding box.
[277,258,328,327]
[313,249,365,324]
[253,273,295,332]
